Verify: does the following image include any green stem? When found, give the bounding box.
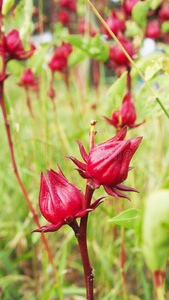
[85,0,169,119]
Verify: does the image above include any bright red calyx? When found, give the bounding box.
[124,0,140,14]
[159,3,169,21]
[57,10,70,25]
[3,29,33,61]
[48,42,72,72]
[109,36,134,65]
[59,0,76,11]
[103,92,145,130]
[146,20,161,39]
[67,127,142,201]
[20,68,35,86]
[31,165,103,233]
[104,11,125,38]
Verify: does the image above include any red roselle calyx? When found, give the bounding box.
[48,42,72,72]
[2,29,34,62]
[104,11,125,38]
[109,36,134,66]
[159,3,169,21]
[103,92,145,131]
[32,165,103,233]
[124,0,140,14]
[67,126,142,201]
[59,0,77,11]
[146,20,161,39]
[19,68,35,86]
[57,10,70,25]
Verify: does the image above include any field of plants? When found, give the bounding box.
[0,0,169,299]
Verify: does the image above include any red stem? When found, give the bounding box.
[25,87,34,118]
[0,29,57,282]
[76,121,97,300]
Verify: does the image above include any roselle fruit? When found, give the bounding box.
[124,0,140,14]
[20,69,35,86]
[109,36,134,65]
[32,165,103,233]
[146,20,161,39]
[104,11,125,38]
[57,10,70,25]
[3,29,33,61]
[159,3,169,21]
[103,92,145,130]
[59,0,76,11]
[48,42,72,72]
[68,127,142,201]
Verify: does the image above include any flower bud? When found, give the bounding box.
[159,3,169,21]
[59,0,76,11]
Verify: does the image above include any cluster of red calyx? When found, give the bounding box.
[109,36,134,66]
[32,127,142,233]
[145,2,169,41]
[103,92,145,132]
[57,0,76,26]
[78,21,98,37]
[1,29,34,62]
[48,42,72,73]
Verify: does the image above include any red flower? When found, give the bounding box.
[57,10,70,25]
[103,93,145,130]
[59,0,76,11]
[20,68,35,86]
[104,11,125,38]
[31,165,103,233]
[146,20,161,39]
[3,29,33,61]
[109,36,134,65]
[67,127,142,201]
[48,42,72,72]
[124,0,140,14]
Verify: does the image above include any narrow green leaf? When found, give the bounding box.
[2,0,14,15]
[132,1,150,26]
[108,208,140,229]
[68,47,87,67]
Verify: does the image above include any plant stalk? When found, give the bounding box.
[85,0,169,119]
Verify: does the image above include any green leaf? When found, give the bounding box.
[161,21,169,33]
[68,47,87,67]
[63,34,109,62]
[132,1,150,26]
[107,71,127,109]
[108,208,141,229]
[148,0,163,9]
[4,93,10,115]
[27,44,50,75]
[125,20,141,38]
[2,0,14,15]
[142,190,169,271]
[144,57,169,80]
